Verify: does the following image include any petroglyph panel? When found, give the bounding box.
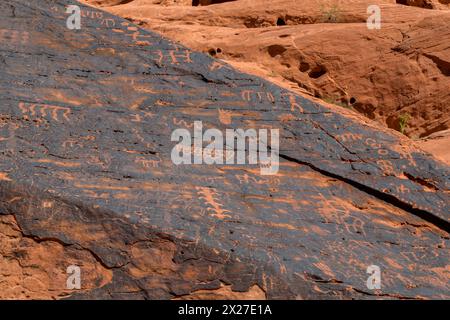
[0,0,448,300]
[0,29,29,44]
[18,102,71,123]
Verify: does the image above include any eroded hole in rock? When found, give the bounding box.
[244,17,272,28]
[308,65,327,78]
[395,0,434,9]
[192,0,236,6]
[424,53,450,76]
[276,17,286,26]
[420,123,449,138]
[354,102,376,120]
[350,97,356,105]
[208,48,217,56]
[403,172,438,191]
[267,45,287,58]
[299,62,310,72]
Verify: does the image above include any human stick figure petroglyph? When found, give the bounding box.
[241,90,275,103]
[281,92,304,113]
[154,49,192,65]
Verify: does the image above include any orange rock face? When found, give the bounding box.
[0,214,113,299]
[418,129,450,164]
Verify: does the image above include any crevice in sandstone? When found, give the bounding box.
[423,53,450,76]
[304,272,343,284]
[0,213,114,299]
[351,287,421,300]
[304,272,418,299]
[403,172,439,191]
[8,212,125,271]
[277,153,450,234]
[396,0,434,9]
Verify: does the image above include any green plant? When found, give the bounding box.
[398,113,410,135]
[320,4,342,23]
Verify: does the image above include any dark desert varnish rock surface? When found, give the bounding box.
[0,0,448,299]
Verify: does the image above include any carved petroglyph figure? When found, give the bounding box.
[169,49,192,64]
[154,49,192,65]
[282,92,304,113]
[0,29,29,44]
[196,187,232,220]
[209,60,226,71]
[19,102,71,122]
[242,90,275,103]
[135,156,161,169]
[218,109,233,125]
[100,18,116,28]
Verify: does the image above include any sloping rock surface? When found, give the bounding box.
[86,0,450,139]
[0,0,449,299]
